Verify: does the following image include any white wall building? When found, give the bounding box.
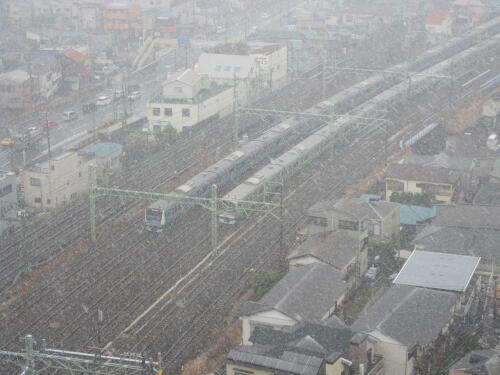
[0,170,18,236]
[21,142,123,209]
[147,69,234,133]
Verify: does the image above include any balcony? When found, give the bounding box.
[367,354,384,375]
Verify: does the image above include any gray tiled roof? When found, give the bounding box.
[351,284,459,348]
[403,152,475,172]
[308,198,398,221]
[432,204,500,230]
[473,182,500,206]
[250,322,353,355]
[386,163,459,184]
[414,225,500,261]
[287,231,359,270]
[242,263,347,323]
[227,347,322,375]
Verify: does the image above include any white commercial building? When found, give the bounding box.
[147,69,234,133]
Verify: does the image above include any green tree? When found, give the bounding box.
[390,192,433,207]
[253,270,283,300]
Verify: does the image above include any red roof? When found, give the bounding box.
[63,48,87,64]
[426,11,448,25]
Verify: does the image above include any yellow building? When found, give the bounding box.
[385,163,460,203]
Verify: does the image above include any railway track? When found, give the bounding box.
[0,23,496,372]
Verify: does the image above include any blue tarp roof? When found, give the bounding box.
[400,204,436,225]
[81,142,122,158]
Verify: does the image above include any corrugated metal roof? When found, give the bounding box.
[393,250,480,292]
[399,204,436,225]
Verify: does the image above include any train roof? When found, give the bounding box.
[148,199,178,210]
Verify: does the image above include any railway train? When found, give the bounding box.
[219,33,500,224]
[145,16,500,232]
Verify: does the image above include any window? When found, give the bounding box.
[79,172,82,177]
[34,197,42,203]
[46,199,51,204]
[50,165,55,171]
[30,177,41,187]
[164,108,172,116]
[235,66,241,73]
[216,65,222,71]
[174,86,183,93]
[224,66,231,71]
[338,220,359,231]
[153,108,161,116]
[233,369,254,375]
[310,216,327,227]
[0,184,12,198]
[386,179,404,192]
[182,108,190,117]
[70,192,77,199]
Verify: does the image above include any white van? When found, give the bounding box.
[63,111,78,121]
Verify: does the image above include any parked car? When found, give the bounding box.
[96,96,112,106]
[128,91,141,100]
[0,138,14,146]
[216,25,226,34]
[260,12,270,19]
[63,111,78,121]
[44,121,59,129]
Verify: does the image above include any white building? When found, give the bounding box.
[147,69,234,133]
[0,170,18,236]
[249,43,288,91]
[21,142,123,209]
[0,70,36,110]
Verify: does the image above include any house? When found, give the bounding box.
[29,53,62,100]
[0,170,17,236]
[78,142,123,183]
[352,251,481,375]
[287,231,368,288]
[21,142,122,209]
[385,163,460,203]
[432,204,500,230]
[21,152,88,209]
[0,69,37,110]
[449,349,500,375]
[299,197,400,242]
[239,263,348,345]
[195,52,260,105]
[147,69,233,133]
[227,323,355,375]
[425,10,453,39]
[61,48,90,91]
[414,224,500,277]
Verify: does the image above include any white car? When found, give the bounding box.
[96,96,112,106]
[260,12,270,19]
[128,91,141,100]
[216,25,226,34]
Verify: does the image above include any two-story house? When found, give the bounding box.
[299,197,400,243]
[239,263,348,346]
[287,230,368,290]
[385,163,460,203]
[352,250,481,375]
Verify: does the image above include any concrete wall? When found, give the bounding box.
[22,152,88,209]
[0,171,18,236]
[148,86,233,132]
[371,337,411,375]
[381,207,400,240]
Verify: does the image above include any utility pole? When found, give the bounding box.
[89,164,97,242]
[211,184,218,254]
[233,74,239,150]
